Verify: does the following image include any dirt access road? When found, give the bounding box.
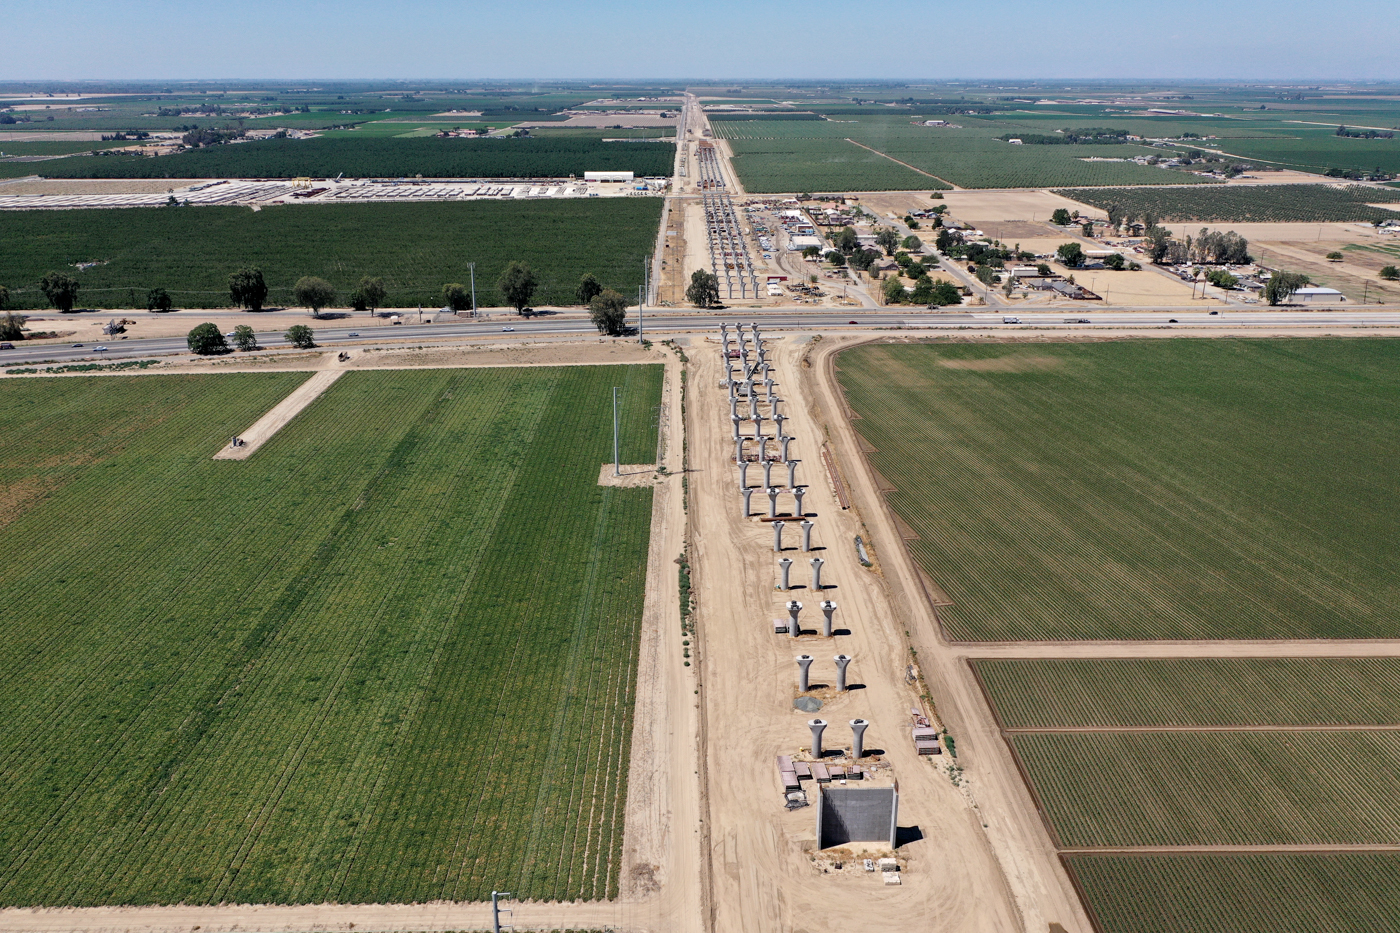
[686,331,1056,933]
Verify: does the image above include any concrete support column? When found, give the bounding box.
[787,459,799,488]
[763,459,775,488]
[850,719,868,759]
[810,557,824,591]
[731,416,741,441]
[787,599,802,637]
[778,558,793,591]
[834,654,851,691]
[775,413,787,436]
[773,520,785,552]
[758,435,770,462]
[809,718,826,758]
[802,520,815,552]
[729,397,739,419]
[765,378,776,399]
[748,394,759,419]
[794,486,806,517]
[767,487,780,518]
[821,599,837,637]
[796,655,814,691]
[780,434,793,461]
[734,437,745,464]
[738,460,749,489]
[772,396,782,417]
[753,414,763,439]
[742,487,754,518]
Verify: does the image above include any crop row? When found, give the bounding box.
[1014,731,1400,847]
[26,137,674,180]
[1067,853,1400,933]
[974,658,1400,729]
[1058,183,1400,223]
[835,340,1400,641]
[0,363,661,906]
[0,199,662,310]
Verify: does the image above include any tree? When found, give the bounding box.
[1103,253,1126,271]
[1081,222,1095,238]
[0,284,8,310]
[1105,203,1123,231]
[1050,208,1072,226]
[824,251,846,267]
[928,281,962,306]
[0,312,26,341]
[833,226,859,254]
[875,227,900,256]
[848,249,878,273]
[589,288,630,335]
[228,267,268,312]
[354,276,386,313]
[801,246,822,260]
[1206,269,1239,289]
[146,287,172,312]
[901,235,923,251]
[293,276,336,316]
[284,324,316,348]
[686,269,720,308]
[1326,251,1344,261]
[231,324,258,351]
[498,261,538,313]
[1056,242,1085,268]
[1381,265,1399,281]
[1264,271,1309,306]
[975,264,997,286]
[186,322,228,355]
[1036,263,1053,276]
[40,271,80,312]
[882,275,906,304]
[575,272,603,306]
[1146,226,1172,264]
[441,283,472,311]
[911,276,936,305]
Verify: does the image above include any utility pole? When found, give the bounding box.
[469,262,477,319]
[613,387,621,477]
[491,891,512,933]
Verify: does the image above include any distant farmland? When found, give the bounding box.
[0,199,662,310]
[24,136,675,179]
[1058,183,1400,223]
[0,364,660,906]
[835,340,1400,641]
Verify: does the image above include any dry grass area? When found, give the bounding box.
[0,178,214,195]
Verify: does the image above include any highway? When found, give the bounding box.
[4,308,1400,368]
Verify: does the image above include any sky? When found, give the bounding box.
[4,0,1398,82]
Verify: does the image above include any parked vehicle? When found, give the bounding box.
[1002,316,1022,324]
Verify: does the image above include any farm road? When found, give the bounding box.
[212,367,343,460]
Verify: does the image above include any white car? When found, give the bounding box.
[93,345,109,352]
[502,326,515,332]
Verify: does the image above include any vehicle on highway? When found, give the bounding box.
[848,320,859,325]
[347,332,360,337]
[1002,316,1022,324]
[72,343,84,348]
[0,342,13,350]
[94,346,109,352]
[502,326,515,332]
[1168,318,1179,323]
[1210,310,1220,315]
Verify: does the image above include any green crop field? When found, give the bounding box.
[0,198,661,310]
[0,363,661,906]
[835,340,1400,641]
[973,658,1400,729]
[724,137,940,192]
[23,137,673,179]
[1067,854,1400,933]
[1014,731,1400,847]
[1058,184,1400,223]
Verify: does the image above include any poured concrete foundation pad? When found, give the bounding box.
[817,785,899,850]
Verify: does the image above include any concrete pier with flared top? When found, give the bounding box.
[767,487,779,518]
[753,415,764,439]
[758,435,770,462]
[742,487,754,517]
[730,397,739,419]
[765,378,776,397]
[781,434,793,461]
[787,458,799,488]
[850,719,868,759]
[810,557,825,590]
[809,718,826,758]
[801,520,815,552]
[794,486,807,517]
[779,557,793,590]
[734,437,745,463]
[738,460,749,489]
[772,396,782,417]
[796,655,814,691]
[834,654,851,691]
[773,520,785,552]
[821,599,837,636]
[787,599,802,636]
[731,416,741,441]
[775,412,787,435]
[763,459,775,488]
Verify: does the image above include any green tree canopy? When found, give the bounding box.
[0,284,9,310]
[1380,265,1399,281]
[901,235,922,251]
[589,288,630,336]
[882,275,906,304]
[1103,253,1126,271]
[353,276,387,312]
[824,251,846,267]
[1264,271,1310,306]
[875,227,900,256]
[186,322,228,355]
[40,271,80,312]
[498,261,539,313]
[441,283,472,311]
[686,269,720,308]
[231,324,258,351]
[284,323,316,348]
[833,226,859,254]
[146,287,172,312]
[1050,208,1072,225]
[0,311,26,341]
[228,267,268,312]
[575,272,603,306]
[293,276,336,316]
[1056,242,1086,268]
